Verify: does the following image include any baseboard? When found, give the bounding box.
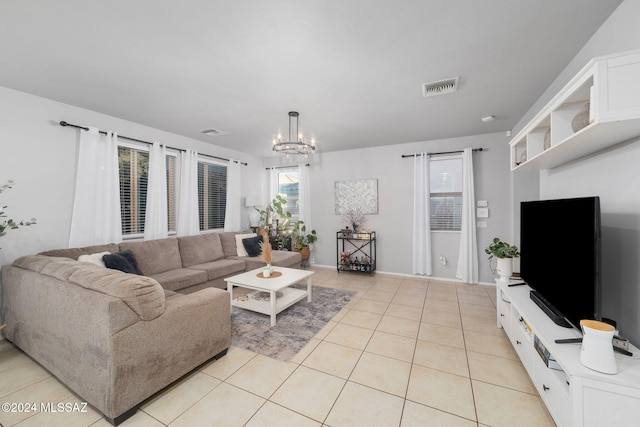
[311,263,495,287]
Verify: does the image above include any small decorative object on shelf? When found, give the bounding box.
[543,128,551,150]
[341,208,366,234]
[571,102,591,133]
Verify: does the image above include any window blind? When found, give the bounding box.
[198,161,227,230]
[430,156,463,231]
[166,154,176,233]
[118,146,176,236]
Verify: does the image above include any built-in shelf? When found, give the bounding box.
[510,49,640,172]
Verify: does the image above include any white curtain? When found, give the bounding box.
[412,152,432,275]
[143,142,168,240]
[176,149,200,236]
[269,168,279,202]
[456,148,479,284]
[298,164,311,226]
[224,159,241,231]
[69,127,122,247]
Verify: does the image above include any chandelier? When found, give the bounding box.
[272,111,316,156]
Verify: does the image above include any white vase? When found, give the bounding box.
[248,209,261,227]
[263,264,272,278]
[496,257,513,281]
[580,320,617,374]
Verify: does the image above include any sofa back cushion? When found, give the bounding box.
[13,255,166,320]
[39,243,120,260]
[178,233,224,267]
[218,232,239,258]
[119,238,182,275]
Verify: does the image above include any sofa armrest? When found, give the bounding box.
[2,265,231,422]
[107,287,231,418]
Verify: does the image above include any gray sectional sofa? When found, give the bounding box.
[1,231,301,425]
[40,231,301,293]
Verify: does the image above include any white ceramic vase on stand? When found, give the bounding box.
[496,257,513,282]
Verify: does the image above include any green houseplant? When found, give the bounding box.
[484,237,520,281]
[484,237,520,260]
[256,195,291,229]
[291,221,317,261]
[253,195,293,250]
[1,180,36,243]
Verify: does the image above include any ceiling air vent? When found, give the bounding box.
[201,128,228,137]
[422,77,459,97]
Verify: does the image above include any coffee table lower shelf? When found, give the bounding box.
[225,266,314,326]
[231,287,308,320]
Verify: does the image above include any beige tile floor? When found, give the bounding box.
[0,268,556,427]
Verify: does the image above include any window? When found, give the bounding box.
[277,168,299,222]
[430,155,462,231]
[198,160,227,230]
[118,145,176,236]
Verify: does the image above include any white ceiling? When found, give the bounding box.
[0,1,622,157]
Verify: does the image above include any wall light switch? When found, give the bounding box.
[477,200,488,207]
[477,220,488,228]
[477,207,489,218]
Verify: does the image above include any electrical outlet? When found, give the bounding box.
[613,335,630,351]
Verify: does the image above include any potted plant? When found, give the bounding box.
[1,180,37,245]
[341,207,365,234]
[255,195,293,249]
[291,221,317,260]
[484,237,520,281]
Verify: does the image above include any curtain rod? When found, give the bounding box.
[401,148,484,158]
[59,121,247,165]
[265,163,310,170]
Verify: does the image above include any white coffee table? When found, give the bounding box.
[225,266,315,326]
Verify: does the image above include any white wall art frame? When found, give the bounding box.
[334,179,378,214]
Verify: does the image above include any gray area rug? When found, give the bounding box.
[231,284,356,362]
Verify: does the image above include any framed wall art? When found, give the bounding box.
[334,179,378,214]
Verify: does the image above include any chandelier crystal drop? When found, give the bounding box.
[272,111,316,156]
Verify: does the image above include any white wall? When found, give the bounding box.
[0,86,262,266]
[305,132,511,284]
[511,0,640,345]
[0,84,512,286]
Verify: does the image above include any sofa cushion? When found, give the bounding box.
[234,233,256,256]
[178,233,225,267]
[186,258,246,281]
[218,232,238,258]
[39,243,120,260]
[103,250,143,275]
[13,255,70,273]
[13,256,166,321]
[226,250,302,271]
[78,251,110,267]
[242,235,263,257]
[149,268,208,292]
[120,238,182,275]
[68,267,165,321]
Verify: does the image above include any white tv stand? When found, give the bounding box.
[496,280,640,427]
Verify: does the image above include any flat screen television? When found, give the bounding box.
[520,196,601,330]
